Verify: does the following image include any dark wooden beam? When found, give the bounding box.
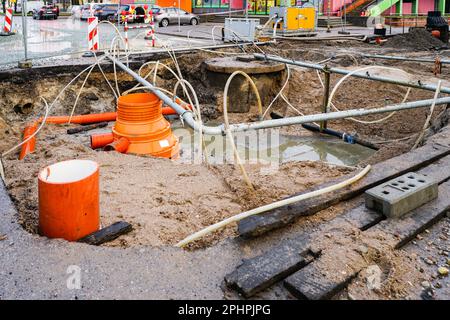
[78,221,132,246]
[224,235,317,298]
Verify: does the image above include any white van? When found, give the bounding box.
[15,0,45,14]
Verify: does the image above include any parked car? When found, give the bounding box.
[46,4,60,16]
[80,3,101,21]
[94,4,119,21]
[154,7,199,27]
[32,5,58,20]
[68,5,82,19]
[111,5,160,24]
[95,4,132,22]
[15,0,45,15]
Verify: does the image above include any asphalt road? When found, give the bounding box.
[0,16,218,65]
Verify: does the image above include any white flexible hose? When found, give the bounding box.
[93,51,119,99]
[223,71,264,191]
[1,58,106,158]
[412,80,442,149]
[173,79,204,163]
[175,164,372,247]
[262,64,291,119]
[324,66,413,124]
[273,18,283,41]
[68,64,96,124]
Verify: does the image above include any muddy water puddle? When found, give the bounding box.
[173,123,375,167]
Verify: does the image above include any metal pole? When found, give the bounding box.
[118,0,121,26]
[359,53,450,65]
[178,0,181,32]
[218,96,450,133]
[107,54,450,135]
[338,0,350,35]
[18,0,31,68]
[320,65,330,131]
[326,0,331,32]
[390,0,392,35]
[22,0,27,60]
[127,40,273,56]
[343,0,347,33]
[245,0,248,19]
[254,53,450,94]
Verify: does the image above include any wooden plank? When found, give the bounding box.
[78,221,132,245]
[224,235,317,298]
[283,256,364,300]
[238,134,450,238]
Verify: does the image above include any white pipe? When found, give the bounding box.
[175,165,371,247]
[412,80,442,149]
[273,18,283,41]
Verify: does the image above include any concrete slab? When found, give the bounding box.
[365,172,438,218]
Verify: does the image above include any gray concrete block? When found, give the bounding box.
[365,172,438,219]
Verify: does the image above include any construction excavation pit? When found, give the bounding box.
[1,38,450,300]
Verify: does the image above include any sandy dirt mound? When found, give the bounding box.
[2,124,351,248]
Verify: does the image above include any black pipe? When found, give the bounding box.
[66,122,109,135]
[301,123,379,150]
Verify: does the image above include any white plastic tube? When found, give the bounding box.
[175,164,371,247]
[324,66,413,124]
[412,80,442,149]
[223,70,265,191]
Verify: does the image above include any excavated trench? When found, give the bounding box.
[1,46,449,249]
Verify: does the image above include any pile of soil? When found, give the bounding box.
[385,28,446,50]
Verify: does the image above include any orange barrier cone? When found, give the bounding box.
[38,159,100,241]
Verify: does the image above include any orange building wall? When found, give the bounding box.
[156,0,193,12]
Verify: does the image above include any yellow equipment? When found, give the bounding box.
[269,4,317,36]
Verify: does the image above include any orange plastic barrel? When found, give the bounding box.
[38,159,100,241]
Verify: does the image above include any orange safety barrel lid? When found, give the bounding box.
[38,159,100,241]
